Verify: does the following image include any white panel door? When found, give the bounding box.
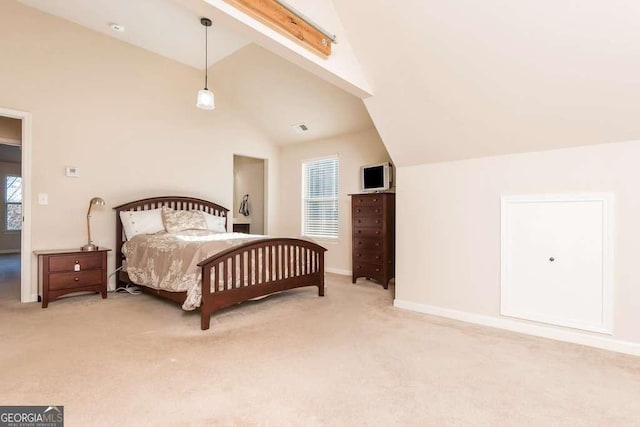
[501,194,613,333]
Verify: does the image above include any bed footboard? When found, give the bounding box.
[197,238,326,330]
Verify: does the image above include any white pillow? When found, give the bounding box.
[120,208,165,240]
[199,211,227,233]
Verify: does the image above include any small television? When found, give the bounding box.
[360,162,393,192]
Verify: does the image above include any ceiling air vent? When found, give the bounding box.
[292,123,309,134]
[109,23,125,33]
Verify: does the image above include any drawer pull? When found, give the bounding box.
[74,277,79,282]
[373,198,377,202]
[376,268,380,272]
[75,260,79,264]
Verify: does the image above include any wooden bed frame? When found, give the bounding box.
[113,196,326,330]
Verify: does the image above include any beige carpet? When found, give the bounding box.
[0,273,639,426]
[0,253,20,302]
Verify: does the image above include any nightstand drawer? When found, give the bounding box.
[49,269,104,290]
[49,253,102,273]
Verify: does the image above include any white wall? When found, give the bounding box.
[233,155,265,234]
[275,128,391,273]
[395,139,640,345]
[0,1,279,297]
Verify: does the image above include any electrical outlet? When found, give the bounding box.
[38,193,48,205]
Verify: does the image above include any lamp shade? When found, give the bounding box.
[90,197,106,207]
[197,89,215,110]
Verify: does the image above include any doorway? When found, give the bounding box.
[0,117,22,302]
[0,107,32,303]
[233,155,266,235]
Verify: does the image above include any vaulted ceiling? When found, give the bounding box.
[18,0,640,165]
[18,0,375,145]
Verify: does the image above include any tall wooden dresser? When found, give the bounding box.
[350,192,395,289]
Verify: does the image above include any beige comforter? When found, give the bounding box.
[122,230,263,310]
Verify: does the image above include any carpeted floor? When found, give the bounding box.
[0,273,639,426]
[0,253,20,302]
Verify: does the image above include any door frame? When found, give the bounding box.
[0,107,33,303]
[232,153,268,235]
[500,193,614,334]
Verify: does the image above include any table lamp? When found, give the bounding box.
[81,197,106,251]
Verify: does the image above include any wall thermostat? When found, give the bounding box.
[65,166,79,177]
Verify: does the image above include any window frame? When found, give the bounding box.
[301,154,339,240]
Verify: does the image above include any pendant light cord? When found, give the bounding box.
[204,23,208,90]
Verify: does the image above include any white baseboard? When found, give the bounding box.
[394,299,640,357]
[0,249,20,254]
[325,268,352,276]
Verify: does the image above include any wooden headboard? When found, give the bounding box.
[113,196,230,271]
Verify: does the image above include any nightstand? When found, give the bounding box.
[34,248,111,308]
[233,223,250,233]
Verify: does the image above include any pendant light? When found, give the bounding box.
[196,17,215,110]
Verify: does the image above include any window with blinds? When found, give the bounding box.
[5,175,21,231]
[302,156,339,238]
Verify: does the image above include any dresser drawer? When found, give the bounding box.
[353,261,383,277]
[49,269,104,291]
[352,195,383,206]
[354,249,383,264]
[353,205,382,217]
[353,227,382,238]
[354,237,382,251]
[353,216,383,228]
[49,253,103,273]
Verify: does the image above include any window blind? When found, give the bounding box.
[302,156,339,238]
